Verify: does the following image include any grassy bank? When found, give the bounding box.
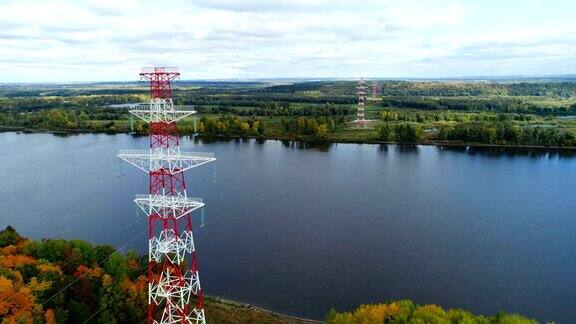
[205,297,320,323]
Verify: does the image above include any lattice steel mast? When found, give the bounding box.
[371,81,381,97]
[355,78,366,127]
[118,67,215,324]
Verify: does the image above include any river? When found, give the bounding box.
[1,131,575,322]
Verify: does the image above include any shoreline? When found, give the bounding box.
[3,125,576,152]
[204,295,322,323]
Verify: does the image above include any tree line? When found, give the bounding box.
[0,108,131,132]
[378,109,533,123]
[376,121,576,147]
[0,95,143,111]
[438,122,576,147]
[0,107,345,141]
[196,102,353,117]
[176,92,356,107]
[197,116,342,139]
[197,116,266,137]
[326,300,536,323]
[280,116,340,138]
[376,123,424,143]
[381,96,576,115]
[378,81,576,97]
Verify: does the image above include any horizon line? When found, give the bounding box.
[2,74,576,85]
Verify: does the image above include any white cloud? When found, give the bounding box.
[0,0,574,82]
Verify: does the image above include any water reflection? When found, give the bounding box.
[17,129,576,160]
[394,144,419,154]
[4,132,576,322]
[281,140,333,151]
[192,136,236,145]
[439,145,576,159]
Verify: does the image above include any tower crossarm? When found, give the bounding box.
[135,194,205,219]
[118,149,216,174]
[130,98,196,124]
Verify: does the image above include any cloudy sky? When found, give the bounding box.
[0,0,574,82]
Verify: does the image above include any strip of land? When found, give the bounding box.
[2,79,576,149]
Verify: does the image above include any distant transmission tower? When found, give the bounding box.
[118,67,215,324]
[371,81,381,97]
[355,78,366,127]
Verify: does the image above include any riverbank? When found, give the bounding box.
[4,124,576,152]
[204,296,321,323]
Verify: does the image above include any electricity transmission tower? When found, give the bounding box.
[118,67,215,324]
[371,81,381,97]
[355,78,366,127]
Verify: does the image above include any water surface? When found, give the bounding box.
[1,132,575,322]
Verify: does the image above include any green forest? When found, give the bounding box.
[1,79,576,148]
[0,226,537,323]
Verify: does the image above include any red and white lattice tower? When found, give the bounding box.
[118,67,215,324]
[371,81,380,97]
[355,78,366,127]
